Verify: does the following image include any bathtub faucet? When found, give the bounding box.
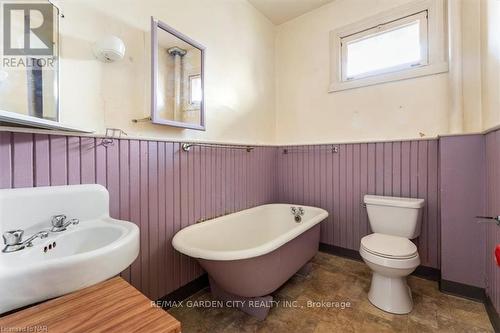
[291,206,304,222]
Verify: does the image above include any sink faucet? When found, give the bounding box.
[2,230,49,253]
[291,206,305,222]
[50,215,79,232]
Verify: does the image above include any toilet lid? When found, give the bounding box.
[361,233,418,259]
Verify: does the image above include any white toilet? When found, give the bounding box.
[360,195,425,314]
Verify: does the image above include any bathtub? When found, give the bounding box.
[172,204,328,319]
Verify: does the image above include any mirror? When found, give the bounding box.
[151,18,205,130]
[0,1,60,127]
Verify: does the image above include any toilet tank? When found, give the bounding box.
[364,195,425,239]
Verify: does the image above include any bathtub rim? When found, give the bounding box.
[172,203,328,261]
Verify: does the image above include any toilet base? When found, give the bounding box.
[368,272,413,314]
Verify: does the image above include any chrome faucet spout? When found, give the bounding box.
[22,231,49,247]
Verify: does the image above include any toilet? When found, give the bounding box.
[360,195,425,314]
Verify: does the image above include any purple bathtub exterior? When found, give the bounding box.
[198,224,320,298]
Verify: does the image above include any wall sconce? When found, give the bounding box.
[92,36,126,63]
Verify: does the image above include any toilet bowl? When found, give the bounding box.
[360,233,420,314]
[360,195,425,314]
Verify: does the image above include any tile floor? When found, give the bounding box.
[169,252,494,332]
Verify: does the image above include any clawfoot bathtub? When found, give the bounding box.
[172,204,328,319]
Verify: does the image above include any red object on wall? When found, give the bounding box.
[495,245,500,267]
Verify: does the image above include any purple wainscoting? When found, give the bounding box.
[439,135,486,288]
[0,132,278,301]
[276,140,440,269]
[0,132,445,300]
[485,130,500,315]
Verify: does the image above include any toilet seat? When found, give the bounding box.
[360,245,420,270]
[360,233,417,259]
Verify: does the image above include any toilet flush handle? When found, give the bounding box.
[475,216,500,226]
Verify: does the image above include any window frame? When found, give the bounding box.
[329,0,448,92]
[341,11,428,81]
[188,74,202,106]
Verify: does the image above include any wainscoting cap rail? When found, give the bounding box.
[283,145,339,154]
[182,143,254,152]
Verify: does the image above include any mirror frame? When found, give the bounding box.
[151,17,206,131]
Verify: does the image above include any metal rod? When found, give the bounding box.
[283,145,339,154]
[131,117,152,123]
[182,143,254,152]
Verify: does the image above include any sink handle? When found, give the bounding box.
[2,230,24,245]
[51,214,67,228]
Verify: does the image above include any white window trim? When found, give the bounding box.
[329,0,448,92]
[188,74,201,107]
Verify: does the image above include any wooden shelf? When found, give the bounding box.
[0,277,181,333]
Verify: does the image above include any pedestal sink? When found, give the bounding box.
[0,184,140,314]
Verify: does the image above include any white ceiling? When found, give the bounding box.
[248,0,335,25]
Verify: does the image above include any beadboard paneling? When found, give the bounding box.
[0,132,278,301]
[485,130,500,315]
[276,140,440,269]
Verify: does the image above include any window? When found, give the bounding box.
[189,74,202,105]
[330,0,447,92]
[342,12,427,80]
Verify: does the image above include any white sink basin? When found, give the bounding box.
[0,185,140,314]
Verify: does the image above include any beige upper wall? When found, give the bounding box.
[274,0,485,144]
[45,0,494,144]
[462,0,482,132]
[481,0,500,130]
[57,0,276,144]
